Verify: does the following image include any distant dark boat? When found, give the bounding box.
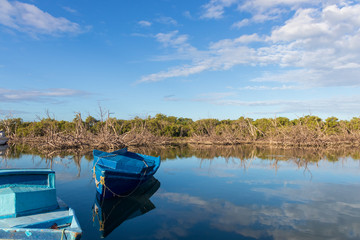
[93,148,160,199]
[92,176,160,238]
[0,131,8,145]
[0,169,82,240]
[0,144,8,156]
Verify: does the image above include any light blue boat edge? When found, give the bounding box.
[0,169,82,240]
[0,168,57,219]
[0,208,82,240]
[0,227,81,240]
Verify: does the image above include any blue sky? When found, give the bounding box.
[1,0,360,121]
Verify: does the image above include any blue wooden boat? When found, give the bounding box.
[93,176,160,238]
[0,169,82,240]
[93,148,160,199]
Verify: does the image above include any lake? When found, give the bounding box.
[1,145,360,240]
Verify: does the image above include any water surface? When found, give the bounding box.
[1,146,360,240]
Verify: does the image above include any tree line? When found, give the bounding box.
[1,113,360,148]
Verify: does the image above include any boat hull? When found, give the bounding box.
[94,164,154,199]
[0,137,8,145]
[93,148,161,199]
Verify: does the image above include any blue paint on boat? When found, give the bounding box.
[0,169,82,240]
[93,176,160,238]
[93,148,161,199]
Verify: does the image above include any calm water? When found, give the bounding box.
[1,146,360,240]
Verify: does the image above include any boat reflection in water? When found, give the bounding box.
[92,176,160,238]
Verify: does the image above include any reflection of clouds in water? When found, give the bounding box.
[155,183,360,240]
[256,183,360,238]
[154,193,212,240]
[254,183,360,204]
[195,158,245,178]
[195,168,237,178]
[233,179,308,186]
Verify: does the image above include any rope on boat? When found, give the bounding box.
[61,229,66,240]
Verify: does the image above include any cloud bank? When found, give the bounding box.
[140,1,360,89]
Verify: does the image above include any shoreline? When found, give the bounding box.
[6,135,360,151]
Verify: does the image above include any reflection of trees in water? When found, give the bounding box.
[132,145,360,162]
[132,145,360,174]
[2,144,360,173]
[1,145,84,177]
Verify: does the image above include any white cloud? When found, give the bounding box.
[238,85,299,90]
[62,6,77,14]
[0,0,82,36]
[155,16,177,25]
[141,2,360,89]
[201,0,318,23]
[147,30,207,64]
[251,68,360,87]
[238,0,320,13]
[141,32,261,82]
[138,20,152,27]
[0,88,88,102]
[251,7,288,23]
[334,63,360,69]
[155,31,189,47]
[270,4,360,45]
[194,93,360,116]
[229,0,315,30]
[140,64,210,83]
[231,19,249,29]
[210,33,262,49]
[270,9,329,42]
[201,0,238,19]
[183,11,193,19]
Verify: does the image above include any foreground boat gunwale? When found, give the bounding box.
[0,168,82,240]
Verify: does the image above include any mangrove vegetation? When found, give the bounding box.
[2,113,360,150]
